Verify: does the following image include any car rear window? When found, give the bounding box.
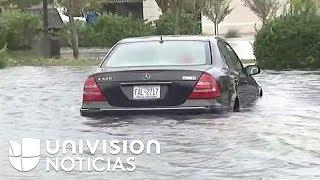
[102,41,210,67]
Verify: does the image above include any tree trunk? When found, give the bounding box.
[193,1,202,34]
[68,8,79,59]
[41,0,51,58]
[216,23,219,35]
[174,0,183,35]
[43,0,49,36]
[214,23,217,35]
[214,20,219,35]
[262,16,266,25]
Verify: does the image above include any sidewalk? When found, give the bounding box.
[61,47,110,60]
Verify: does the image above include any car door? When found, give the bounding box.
[218,40,252,107]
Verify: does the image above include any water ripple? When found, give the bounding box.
[0,67,320,179]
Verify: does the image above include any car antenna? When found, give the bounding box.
[159,36,164,44]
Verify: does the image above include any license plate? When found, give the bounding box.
[133,85,161,100]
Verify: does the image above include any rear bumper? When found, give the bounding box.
[80,100,230,117]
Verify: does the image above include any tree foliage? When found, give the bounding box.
[0,0,43,9]
[53,0,111,58]
[154,11,200,35]
[202,0,233,35]
[288,0,319,15]
[154,0,203,34]
[155,0,172,13]
[241,0,280,24]
[0,11,40,50]
[75,14,154,47]
[154,0,200,13]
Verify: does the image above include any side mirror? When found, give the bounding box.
[245,65,261,76]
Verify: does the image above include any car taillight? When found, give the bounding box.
[189,73,221,99]
[83,77,106,101]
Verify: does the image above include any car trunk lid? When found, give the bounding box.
[94,65,211,107]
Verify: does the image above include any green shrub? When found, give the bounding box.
[77,21,95,47]
[78,14,155,47]
[0,11,40,50]
[62,12,201,47]
[55,23,71,47]
[153,12,175,35]
[57,20,89,47]
[0,25,7,49]
[225,29,240,38]
[154,12,201,35]
[254,13,320,69]
[0,50,8,68]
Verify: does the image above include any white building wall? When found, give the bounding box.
[143,0,162,22]
[143,0,285,36]
[202,0,262,36]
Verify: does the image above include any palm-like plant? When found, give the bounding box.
[241,0,280,25]
[202,0,233,35]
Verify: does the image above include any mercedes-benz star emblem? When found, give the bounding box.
[143,73,151,80]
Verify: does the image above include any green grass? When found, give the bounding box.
[0,50,258,69]
[5,50,101,67]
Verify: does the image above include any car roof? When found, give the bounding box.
[118,35,219,43]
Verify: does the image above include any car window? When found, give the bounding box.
[228,40,255,60]
[102,41,211,67]
[221,42,244,74]
[225,44,243,69]
[218,41,232,68]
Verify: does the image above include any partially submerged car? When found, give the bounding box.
[80,36,262,116]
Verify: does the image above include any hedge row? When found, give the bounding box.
[76,12,201,47]
[0,50,8,68]
[78,14,154,47]
[2,9,319,70]
[0,11,40,50]
[0,11,200,50]
[254,13,320,70]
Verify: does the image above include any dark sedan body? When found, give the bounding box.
[80,36,262,116]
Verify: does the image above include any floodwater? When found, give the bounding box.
[0,66,320,179]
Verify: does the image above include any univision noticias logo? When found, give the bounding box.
[8,138,160,172]
[8,138,41,172]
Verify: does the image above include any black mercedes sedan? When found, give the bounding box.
[80,36,262,116]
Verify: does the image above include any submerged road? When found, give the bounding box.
[0,67,319,179]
